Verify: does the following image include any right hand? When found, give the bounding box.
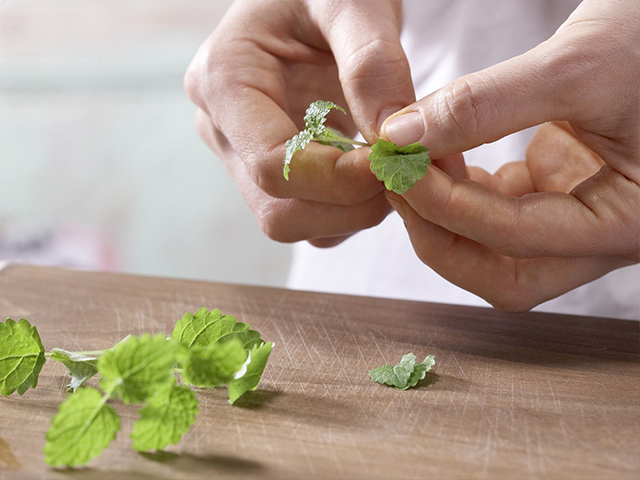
[185,0,415,247]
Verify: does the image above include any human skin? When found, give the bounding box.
[187,0,639,312]
[380,0,639,311]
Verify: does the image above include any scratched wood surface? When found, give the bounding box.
[0,265,638,480]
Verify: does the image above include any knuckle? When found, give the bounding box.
[435,74,496,143]
[340,39,408,86]
[246,152,285,199]
[255,202,296,243]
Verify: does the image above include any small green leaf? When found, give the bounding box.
[370,353,435,390]
[44,387,120,467]
[228,342,273,404]
[0,318,46,396]
[368,138,431,194]
[399,355,436,390]
[303,100,346,136]
[98,334,178,404]
[283,130,313,181]
[284,100,349,180]
[171,308,238,349]
[50,348,98,392]
[171,308,262,350]
[182,338,249,388]
[130,384,199,451]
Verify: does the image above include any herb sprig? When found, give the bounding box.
[284,100,431,195]
[0,308,273,467]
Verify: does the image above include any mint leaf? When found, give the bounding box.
[400,355,436,391]
[369,139,431,195]
[227,341,273,404]
[283,100,350,180]
[130,384,199,451]
[182,338,249,388]
[44,387,120,467]
[171,308,238,348]
[171,307,263,350]
[303,100,346,136]
[98,334,178,404]
[283,130,313,181]
[50,348,98,392]
[0,318,46,396]
[370,353,435,390]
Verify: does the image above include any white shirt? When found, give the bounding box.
[288,0,640,321]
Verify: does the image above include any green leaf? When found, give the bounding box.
[50,348,98,392]
[303,100,346,136]
[171,308,262,350]
[44,387,120,467]
[98,334,178,404]
[171,308,238,348]
[283,100,348,180]
[0,318,46,396]
[130,384,199,451]
[283,130,313,181]
[227,341,273,404]
[368,138,431,194]
[370,353,435,390]
[182,338,249,388]
[399,355,436,390]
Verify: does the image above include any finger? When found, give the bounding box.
[386,192,631,312]
[432,154,469,182]
[400,161,640,260]
[526,122,605,193]
[379,28,611,158]
[313,0,415,142]
[196,108,392,242]
[468,162,536,197]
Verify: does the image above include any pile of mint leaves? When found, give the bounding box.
[0,308,272,467]
[284,100,431,195]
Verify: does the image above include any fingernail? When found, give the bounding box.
[386,195,406,220]
[383,111,425,146]
[376,106,402,133]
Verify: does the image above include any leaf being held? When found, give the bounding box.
[227,341,273,404]
[44,387,120,467]
[182,337,249,388]
[370,353,435,390]
[98,334,178,404]
[0,318,46,396]
[130,384,199,451]
[368,139,431,195]
[283,100,348,180]
[50,348,98,392]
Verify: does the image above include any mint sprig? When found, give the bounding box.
[283,100,431,194]
[0,310,273,467]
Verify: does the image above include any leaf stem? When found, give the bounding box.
[311,136,368,147]
[45,349,106,358]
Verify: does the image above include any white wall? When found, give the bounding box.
[0,0,293,285]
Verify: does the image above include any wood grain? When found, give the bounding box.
[0,265,638,480]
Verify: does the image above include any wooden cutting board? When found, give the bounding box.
[0,265,638,480]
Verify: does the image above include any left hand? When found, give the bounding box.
[385,122,638,312]
[380,0,639,312]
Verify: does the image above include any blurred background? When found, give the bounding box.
[0,0,292,286]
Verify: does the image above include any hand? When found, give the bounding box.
[380,0,640,312]
[185,0,414,247]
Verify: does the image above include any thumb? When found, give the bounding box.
[380,36,579,158]
[317,1,415,143]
